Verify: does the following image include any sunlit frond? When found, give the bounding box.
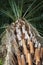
[9,0,17,19]
[21,0,24,16]
[9,0,22,19]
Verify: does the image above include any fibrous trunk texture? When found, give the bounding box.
[1,19,43,65]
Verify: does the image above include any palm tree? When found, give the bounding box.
[0,0,43,65]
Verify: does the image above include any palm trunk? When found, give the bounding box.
[0,19,43,65]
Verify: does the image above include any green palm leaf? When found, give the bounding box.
[23,0,37,17]
[0,9,14,21]
[25,1,43,18]
[28,14,43,21]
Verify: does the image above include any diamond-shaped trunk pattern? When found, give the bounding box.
[1,19,43,65]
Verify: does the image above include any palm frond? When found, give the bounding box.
[20,0,24,16]
[0,9,14,21]
[25,1,43,18]
[9,0,22,20]
[0,26,8,29]
[32,5,43,15]
[28,14,43,21]
[23,0,37,17]
[38,30,43,36]
[9,0,18,20]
